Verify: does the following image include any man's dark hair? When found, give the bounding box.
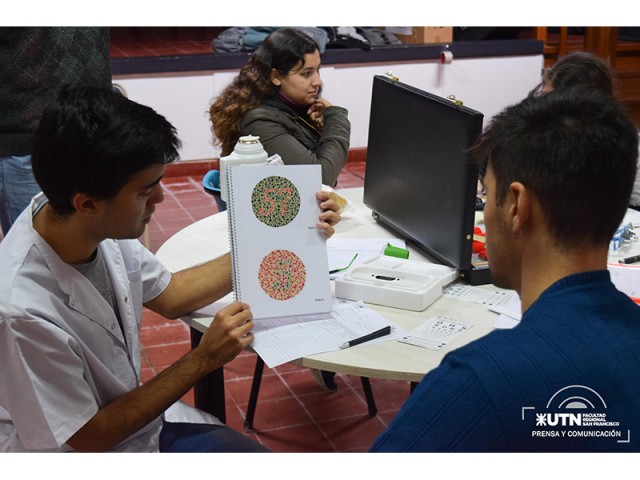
[545,51,615,96]
[529,51,615,98]
[473,88,638,247]
[32,85,181,215]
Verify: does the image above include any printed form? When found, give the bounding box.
[252,300,405,367]
[191,299,405,368]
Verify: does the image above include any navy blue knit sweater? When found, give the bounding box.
[371,271,640,452]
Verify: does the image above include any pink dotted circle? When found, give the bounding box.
[258,249,306,300]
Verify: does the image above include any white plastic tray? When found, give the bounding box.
[334,255,458,311]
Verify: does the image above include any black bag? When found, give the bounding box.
[321,27,370,50]
[357,27,402,46]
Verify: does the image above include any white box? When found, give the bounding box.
[334,256,458,311]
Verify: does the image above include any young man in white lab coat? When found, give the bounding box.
[0,85,340,452]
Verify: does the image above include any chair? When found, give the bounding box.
[532,27,619,67]
[244,356,378,431]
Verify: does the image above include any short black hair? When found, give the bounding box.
[546,51,614,95]
[529,51,615,98]
[473,88,638,247]
[32,85,181,215]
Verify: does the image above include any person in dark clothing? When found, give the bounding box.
[372,88,640,452]
[0,27,112,234]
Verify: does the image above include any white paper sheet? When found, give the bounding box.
[442,284,515,307]
[186,300,405,368]
[327,237,406,279]
[490,293,522,329]
[251,300,406,367]
[399,316,472,350]
[226,164,332,319]
[608,262,640,299]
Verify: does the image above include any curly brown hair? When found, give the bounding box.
[209,28,319,156]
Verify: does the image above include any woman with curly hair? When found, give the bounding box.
[209,28,350,187]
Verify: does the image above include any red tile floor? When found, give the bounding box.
[109,27,224,58]
[138,161,412,452]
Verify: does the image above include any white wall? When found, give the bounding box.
[112,71,218,161]
[113,54,543,161]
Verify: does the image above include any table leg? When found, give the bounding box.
[190,327,226,423]
[244,355,265,431]
[360,377,378,416]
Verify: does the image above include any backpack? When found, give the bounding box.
[212,27,247,53]
[321,27,370,50]
[212,27,328,53]
[357,27,402,46]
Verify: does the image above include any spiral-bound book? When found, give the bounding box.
[225,164,332,319]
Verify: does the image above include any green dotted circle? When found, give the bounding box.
[251,175,301,227]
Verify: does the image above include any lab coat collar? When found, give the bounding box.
[27,194,129,347]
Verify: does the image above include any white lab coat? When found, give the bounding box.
[0,194,220,452]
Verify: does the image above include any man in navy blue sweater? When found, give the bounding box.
[371,88,640,452]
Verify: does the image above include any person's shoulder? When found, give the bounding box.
[444,325,531,374]
[0,235,49,313]
[243,104,275,119]
[0,217,39,268]
[242,103,295,129]
[244,102,288,119]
